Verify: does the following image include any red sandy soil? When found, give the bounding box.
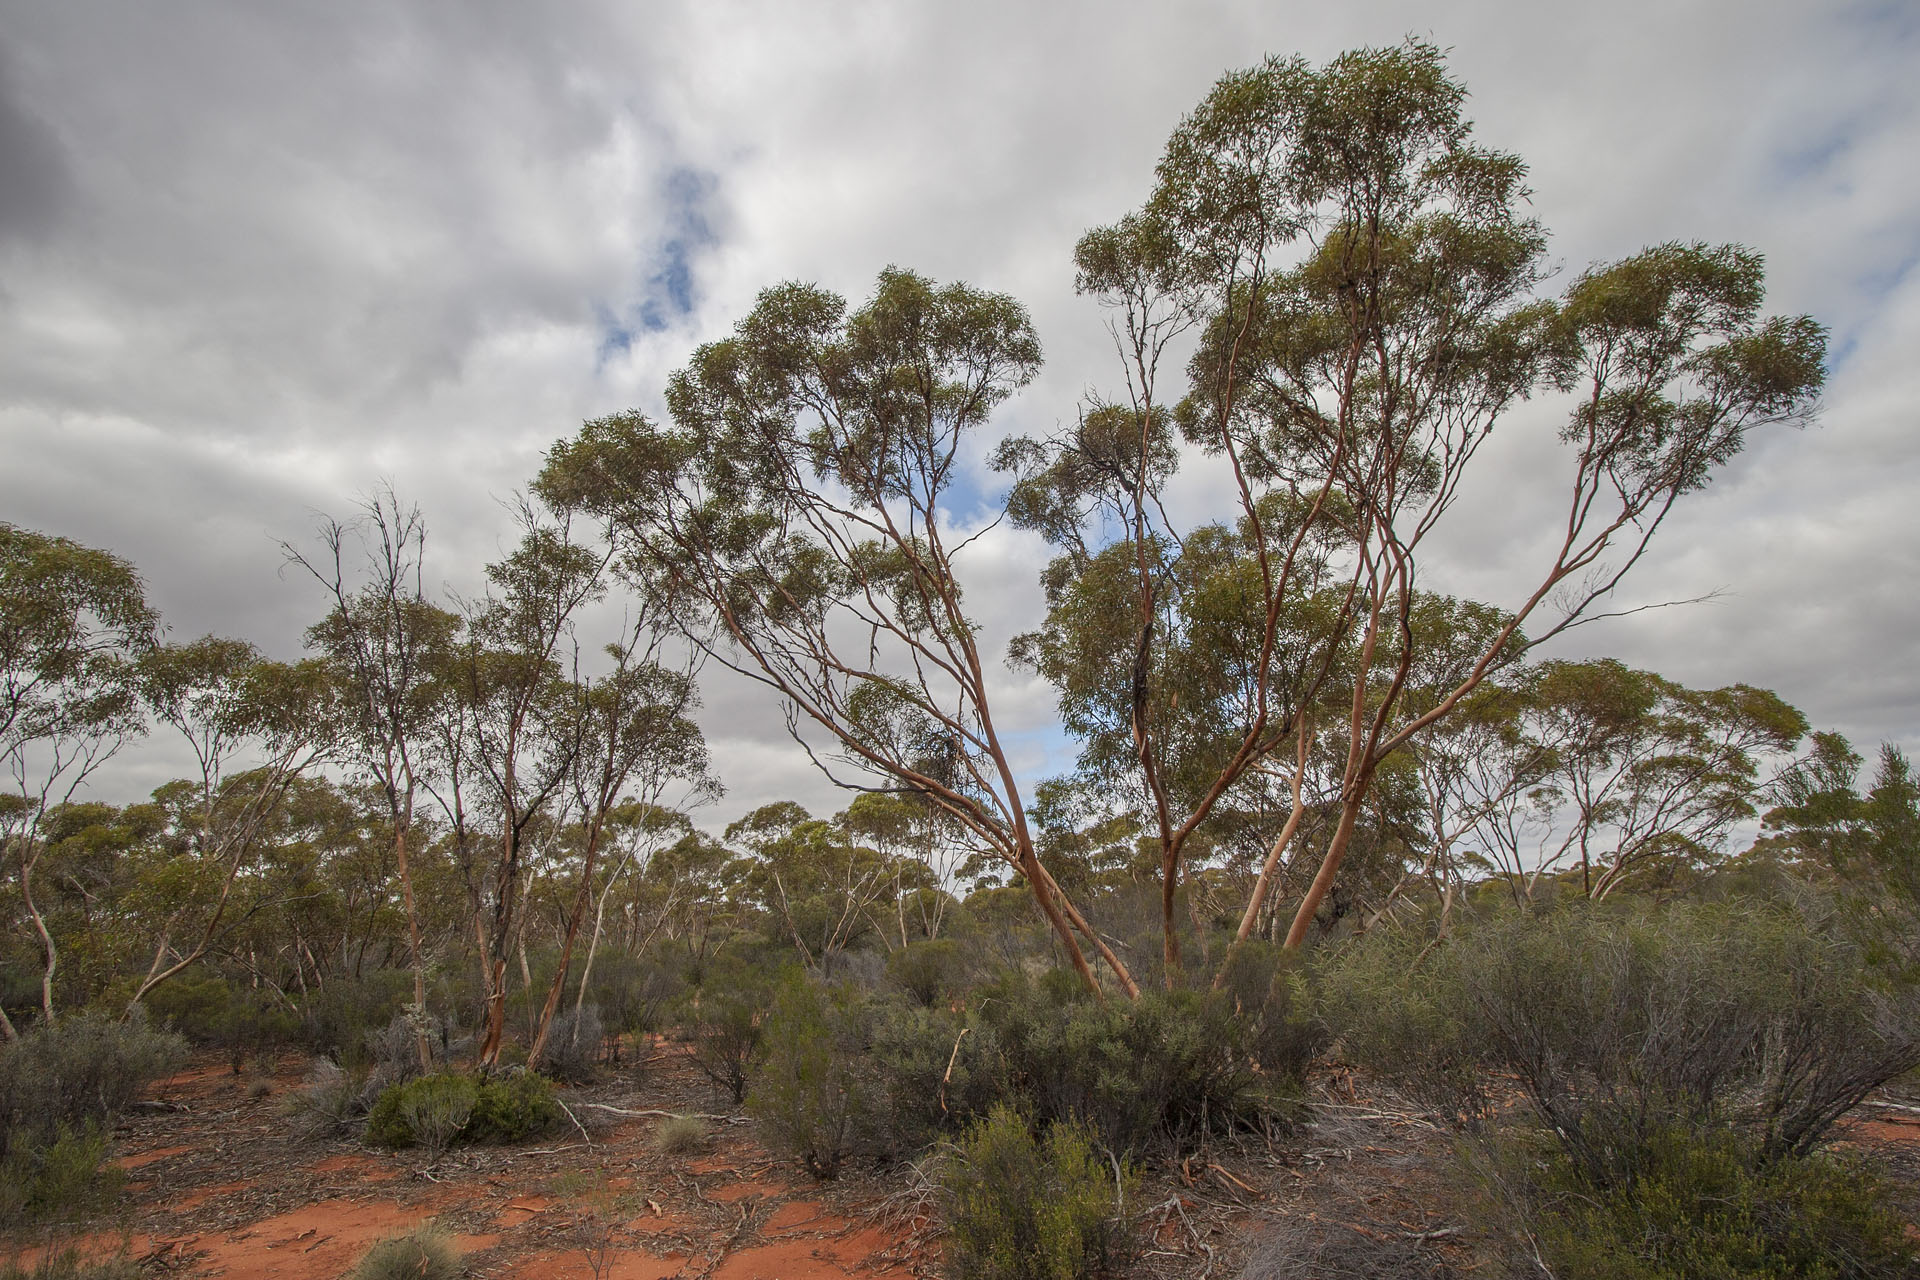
[6,1044,936,1280]
[15,1042,1913,1279]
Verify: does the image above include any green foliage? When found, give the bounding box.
[0,1124,122,1231]
[346,1225,464,1280]
[145,974,300,1071]
[747,977,872,1178]
[1210,939,1324,1081]
[1324,904,1920,1175]
[466,1071,560,1144]
[0,1011,186,1152]
[0,1249,144,1280]
[1502,1124,1917,1280]
[682,952,782,1103]
[866,1002,986,1154]
[0,1013,183,1229]
[364,1072,558,1150]
[1759,736,1920,972]
[885,938,968,1007]
[941,1105,1135,1280]
[974,974,1300,1154]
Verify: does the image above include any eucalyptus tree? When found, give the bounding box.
[126,636,336,1010]
[526,628,717,1067]
[1761,736,1920,970]
[0,525,156,1032]
[538,270,1139,996]
[837,790,958,946]
[1013,40,1826,957]
[288,492,459,1069]
[1515,660,1805,900]
[561,800,696,1035]
[425,504,611,1067]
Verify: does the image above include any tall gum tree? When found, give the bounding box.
[287,493,458,1072]
[425,502,612,1067]
[0,525,156,1032]
[538,270,1140,998]
[1011,41,1827,961]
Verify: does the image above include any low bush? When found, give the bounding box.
[365,1072,559,1150]
[867,1002,993,1154]
[1324,903,1920,1177]
[0,1011,187,1147]
[682,954,782,1103]
[1493,1123,1918,1280]
[466,1071,561,1144]
[651,1114,707,1154]
[0,1250,143,1280]
[941,1105,1135,1280]
[1210,939,1325,1082]
[346,1225,464,1280]
[532,1005,603,1084]
[0,1125,123,1231]
[747,977,872,1178]
[886,938,969,1008]
[398,1075,477,1158]
[0,1012,185,1229]
[974,976,1299,1154]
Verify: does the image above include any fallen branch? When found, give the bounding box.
[555,1095,595,1148]
[581,1103,746,1124]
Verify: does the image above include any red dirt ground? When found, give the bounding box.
[8,1045,939,1280]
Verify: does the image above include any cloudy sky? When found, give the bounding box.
[3,0,1916,827]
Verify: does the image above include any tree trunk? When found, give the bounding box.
[19,850,57,1024]
[527,823,606,1068]
[392,805,433,1073]
[1284,788,1366,950]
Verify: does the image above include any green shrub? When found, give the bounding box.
[747,977,872,1178]
[1504,1124,1918,1280]
[365,1072,558,1150]
[0,1249,143,1280]
[942,1105,1135,1280]
[466,1071,560,1144]
[682,954,782,1103]
[886,939,969,1007]
[346,1225,464,1280]
[975,976,1294,1153]
[1324,903,1920,1179]
[0,1125,123,1231]
[0,1012,184,1229]
[399,1074,478,1157]
[1211,939,1325,1081]
[867,1002,994,1154]
[0,1011,187,1150]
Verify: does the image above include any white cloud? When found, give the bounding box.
[2,0,1915,827]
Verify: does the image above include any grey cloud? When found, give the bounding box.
[2,0,1916,831]
[0,51,67,241]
